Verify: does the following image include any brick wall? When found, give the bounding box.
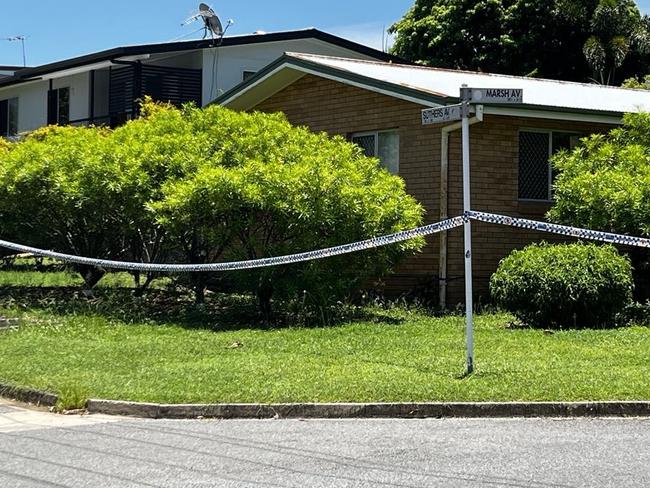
[253,74,614,305]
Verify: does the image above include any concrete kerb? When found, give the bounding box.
[85,400,650,420]
[0,383,59,407]
[1,386,648,418]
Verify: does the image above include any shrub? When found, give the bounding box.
[490,242,633,328]
[149,104,425,315]
[549,112,650,300]
[0,101,425,316]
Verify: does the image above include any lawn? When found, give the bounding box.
[0,259,648,409]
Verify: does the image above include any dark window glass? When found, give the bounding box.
[0,99,7,136]
[57,87,70,125]
[242,71,256,81]
[7,97,18,135]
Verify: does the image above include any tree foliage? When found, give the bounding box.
[0,102,425,314]
[147,104,425,313]
[549,112,650,299]
[390,0,650,83]
[622,73,650,87]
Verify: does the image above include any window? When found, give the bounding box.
[518,130,581,201]
[47,87,70,125]
[352,130,400,174]
[0,97,19,136]
[242,70,256,82]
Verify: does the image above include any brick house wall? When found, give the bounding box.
[252,74,614,305]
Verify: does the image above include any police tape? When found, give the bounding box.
[467,211,650,248]
[0,216,465,273]
[1,211,647,272]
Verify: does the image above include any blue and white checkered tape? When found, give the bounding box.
[0,211,647,273]
[0,216,465,272]
[467,211,650,248]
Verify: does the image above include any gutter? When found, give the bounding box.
[439,110,483,309]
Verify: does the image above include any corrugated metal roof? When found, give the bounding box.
[286,53,650,114]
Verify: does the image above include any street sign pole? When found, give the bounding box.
[460,85,474,375]
[421,86,521,376]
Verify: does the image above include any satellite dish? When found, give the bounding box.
[199,3,223,38]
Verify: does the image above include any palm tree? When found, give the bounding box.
[582,0,650,85]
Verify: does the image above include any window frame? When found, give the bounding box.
[351,129,400,174]
[241,69,257,82]
[518,128,582,203]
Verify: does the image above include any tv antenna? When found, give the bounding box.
[181,4,233,43]
[2,35,27,67]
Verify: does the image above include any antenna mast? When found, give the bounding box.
[3,35,27,67]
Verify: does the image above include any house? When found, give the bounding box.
[0,29,400,137]
[216,53,650,306]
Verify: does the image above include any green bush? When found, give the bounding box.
[490,242,633,328]
[0,101,425,316]
[549,113,650,300]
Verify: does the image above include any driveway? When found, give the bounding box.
[1,399,648,487]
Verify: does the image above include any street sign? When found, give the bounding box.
[422,104,463,125]
[468,88,523,104]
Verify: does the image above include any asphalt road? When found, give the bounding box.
[0,400,648,488]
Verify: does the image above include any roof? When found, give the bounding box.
[217,53,650,122]
[0,29,403,89]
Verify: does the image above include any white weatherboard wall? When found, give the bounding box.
[0,71,91,133]
[52,72,90,124]
[0,80,48,133]
[201,38,383,104]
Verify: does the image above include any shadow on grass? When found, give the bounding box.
[0,285,406,332]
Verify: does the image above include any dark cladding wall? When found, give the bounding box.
[252,74,614,305]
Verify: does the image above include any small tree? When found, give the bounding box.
[581,0,650,85]
[0,125,161,294]
[150,104,425,314]
[549,112,650,299]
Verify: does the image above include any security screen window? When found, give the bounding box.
[518,130,581,201]
[351,130,400,174]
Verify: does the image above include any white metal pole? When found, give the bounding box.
[460,86,474,375]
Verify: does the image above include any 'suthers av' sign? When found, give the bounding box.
[422,103,463,125]
[471,88,523,104]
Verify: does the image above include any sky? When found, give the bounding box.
[0,0,413,67]
[2,1,650,68]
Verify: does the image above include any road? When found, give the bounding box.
[0,399,648,487]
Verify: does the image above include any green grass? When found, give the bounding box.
[0,270,171,290]
[1,305,648,408]
[0,263,648,408]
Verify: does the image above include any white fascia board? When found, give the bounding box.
[290,64,443,108]
[484,106,623,125]
[39,55,151,81]
[218,64,306,109]
[220,61,446,110]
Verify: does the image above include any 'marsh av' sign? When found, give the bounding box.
[470,88,523,104]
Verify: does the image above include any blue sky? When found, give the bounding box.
[1,1,650,68]
[0,1,412,67]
